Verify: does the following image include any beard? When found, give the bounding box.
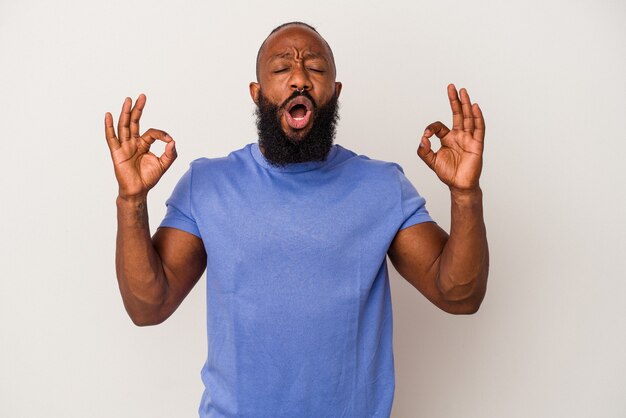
[255,89,339,167]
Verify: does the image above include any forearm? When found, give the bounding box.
[437,188,489,303]
[115,195,168,324]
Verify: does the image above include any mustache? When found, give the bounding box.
[279,89,318,110]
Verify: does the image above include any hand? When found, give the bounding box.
[417,84,485,193]
[104,94,177,199]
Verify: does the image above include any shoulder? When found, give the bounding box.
[334,145,405,181]
[187,144,255,175]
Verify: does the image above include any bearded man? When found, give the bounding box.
[104,21,489,418]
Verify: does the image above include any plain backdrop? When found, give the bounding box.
[1,0,624,417]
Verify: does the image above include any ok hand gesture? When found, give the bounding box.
[104,94,177,200]
[418,84,485,193]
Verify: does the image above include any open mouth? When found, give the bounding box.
[285,97,313,130]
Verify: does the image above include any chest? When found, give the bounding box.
[192,171,398,296]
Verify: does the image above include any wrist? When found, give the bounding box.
[116,193,150,226]
[116,193,148,206]
[449,186,483,204]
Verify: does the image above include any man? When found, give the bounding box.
[104,22,488,418]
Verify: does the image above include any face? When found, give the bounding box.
[250,25,342,141]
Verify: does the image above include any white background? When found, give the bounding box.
[1,0,624,417]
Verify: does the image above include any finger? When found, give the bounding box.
[472,103,485,143]
[425,121,451,139]
[460,88,474,133]
[158,140,177,172]
[130,94,146,137]
[104,112,120,151]
[417,134,436,171]
[117,97,132,142]
[140,128,172,147]
[447,84,463,130]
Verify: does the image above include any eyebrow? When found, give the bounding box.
[268,51,328,63]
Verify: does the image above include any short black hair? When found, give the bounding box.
[255,21,335,81]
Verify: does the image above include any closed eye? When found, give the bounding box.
[273,68,288,74]
[307,68,325,73]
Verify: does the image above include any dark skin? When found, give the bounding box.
[249,26,342,140]
[104,25,488,325]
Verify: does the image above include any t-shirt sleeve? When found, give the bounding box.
[395,164,434,230]
[159,163,202,238]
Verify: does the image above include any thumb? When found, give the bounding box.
[417,133,436,171]
[159,140,177,172]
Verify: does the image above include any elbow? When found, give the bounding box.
[437,252,490,303]
[438,276,478,303]
[129,314,166,327]
[438,275,488,315]
[438,295,483,315]
[124,303,168,327]
[445,299,482,315]
[119,285,170,326]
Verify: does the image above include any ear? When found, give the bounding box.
[249,82,260,104]
[334,82,342,99]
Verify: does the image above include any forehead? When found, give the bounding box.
[260,26,332,64]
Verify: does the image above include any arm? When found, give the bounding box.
[388,85,489,314]
[388,192,488,314]
[105,95,207,326]
[115,197,206,326]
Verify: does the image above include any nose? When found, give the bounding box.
[289,65,312,92]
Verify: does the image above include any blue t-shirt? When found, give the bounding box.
[160,143,433,418]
